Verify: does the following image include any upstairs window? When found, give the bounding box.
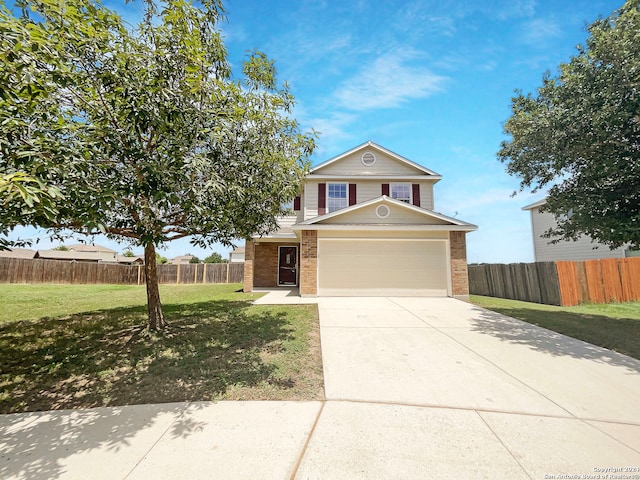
[391,183,411,203]
[327,183,347,212]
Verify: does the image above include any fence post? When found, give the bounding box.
[203,263,207,284]
[226,262,230,284]
[137,265,142,285]
[177,263,181,284]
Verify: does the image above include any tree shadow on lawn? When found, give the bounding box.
[470,305,640,373]
[0,299,296,414]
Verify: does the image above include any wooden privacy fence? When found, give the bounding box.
[469,262,562,305]
[555,258,640,306]
[0,257,244,285]
[469,257,640,306]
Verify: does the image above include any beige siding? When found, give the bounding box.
[304,181,319,219]
[303,180,436,219]
[318,203,451,225]
[420,183,434,210]
[277,215,298,230]
[530,207,626,261]
[317,239,449,296]
[318,230,449,239]
[356,181,383,204]
[314,150,424,175]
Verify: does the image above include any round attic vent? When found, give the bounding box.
[376,204,390,219]
[361,151,376,167]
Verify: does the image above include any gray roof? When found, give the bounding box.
[35,250,107,261]
[0,248,37,259]
[522,198,547,210]
[171,255,195,264]
[67,243,118,253]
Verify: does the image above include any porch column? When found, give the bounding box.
[450,231,469,300]
[300,230,317,297]
[243,240,255,293]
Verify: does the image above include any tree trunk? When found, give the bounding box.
[144,242,167,330]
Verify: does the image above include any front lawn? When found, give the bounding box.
[471,295,640,360]
[0,284,324,413]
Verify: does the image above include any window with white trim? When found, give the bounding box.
[390,183,411,203]
[327,183,347,212]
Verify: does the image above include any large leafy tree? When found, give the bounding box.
[0,0,315,329]
[498,0,640,250]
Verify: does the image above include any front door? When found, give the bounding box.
[278,246,298,286]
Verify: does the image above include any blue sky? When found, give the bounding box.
[9,0,624,262]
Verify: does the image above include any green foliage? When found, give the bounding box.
[0,0,316,326]
[498,0,640,249]
[52,245,69,251]
[0,172,64,249]
[122,249,136,257]
[188,255,201,264]
[155,253,169,264]
[204,252,225,263]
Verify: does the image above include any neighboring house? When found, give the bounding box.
[244,141,478,299]
[34,249,143,264]
[0,248,37,259]
[114,255,144,264]
[523,198,637,261]
[229,247,245,263]
[171,255,195,264]
[66,244,119,262]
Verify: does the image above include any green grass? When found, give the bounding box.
[0,284,324,413]
[471,295,640,360]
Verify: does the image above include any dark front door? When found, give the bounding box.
[278,246,298,286]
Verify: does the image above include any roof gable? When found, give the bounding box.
[310,141,441,177]
[294,196,477,230]
[522,198,547,211]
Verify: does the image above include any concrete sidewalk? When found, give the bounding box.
[2,296,640,479]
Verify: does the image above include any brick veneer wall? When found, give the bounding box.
[450,231,469,298]
[300,230,317,296]
[252,241,301,288]
[254,242,279,287]
[243,240,255,292]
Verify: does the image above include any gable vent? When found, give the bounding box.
[361,152,376,167]
[376,205,390,219]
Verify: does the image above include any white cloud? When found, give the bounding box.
[438,187,515,216]
[521,18,562,45]
[493,0,537,20]
[333,51,448,111]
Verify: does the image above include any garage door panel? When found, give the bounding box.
[318,240,448,296]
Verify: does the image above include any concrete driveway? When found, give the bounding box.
[2,296,639,479]
[299,297,640,479]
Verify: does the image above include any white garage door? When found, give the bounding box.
[318,239,449,296]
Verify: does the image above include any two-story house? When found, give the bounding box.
[523,198,638,261]
[243,141,478,299]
